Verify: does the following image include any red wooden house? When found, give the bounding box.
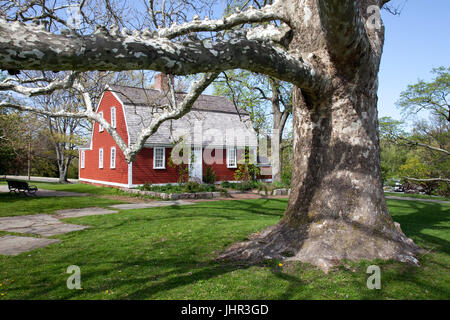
[79,74,272,188]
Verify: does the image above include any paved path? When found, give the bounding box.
[385,195,450,204]
[0,201,194,256]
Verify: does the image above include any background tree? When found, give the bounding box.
[397,66,450,123]
[0,0,422,271]
[379,115,449,196]
[378,67,450,195]
[214,70,292,183]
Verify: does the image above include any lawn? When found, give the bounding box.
[0,194,449,300]
[0,180,130,196]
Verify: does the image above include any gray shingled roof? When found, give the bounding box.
[108,84,249,115]
[107,84,257,148]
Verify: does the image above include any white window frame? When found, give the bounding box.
[110,107,116,128]
[110,147,116,169]
[227,147,237,168]
[80,150,85,169]
[99,148,104,169]
[153,147,166,169]
[98,111,104,132]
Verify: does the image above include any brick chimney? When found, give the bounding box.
[154,73,174,92]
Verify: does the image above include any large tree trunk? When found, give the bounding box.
[220,0,421,272]
[221,80,420,272]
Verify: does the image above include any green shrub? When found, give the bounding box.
[221,181,231,188]
[203,165,217,184]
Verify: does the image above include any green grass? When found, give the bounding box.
[0,193,125,217]
[0,197,449,299]
[0,180,129,196]
[385,192,450,202]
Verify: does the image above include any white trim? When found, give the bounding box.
[98,111,104,132]
[226,147,237,168]
[106,85,130,145]
[110,147,116,169]
[80,150,85,169]
[110,106,116,128]
[79,177,130,188]
[153,147,166,169]
[99,148,104,169]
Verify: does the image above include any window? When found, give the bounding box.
[110,147,116,169]
[227,147,237,168]
[111,107,116,128]
[80,151,85,169]
[153,147,165,169]
[99,148,103,168]
[98,111,104,132]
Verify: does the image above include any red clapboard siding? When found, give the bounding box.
[79,91,129,185]
[132,147,182,184]
[203,148,245,182]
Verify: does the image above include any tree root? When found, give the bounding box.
[218,220,423,273]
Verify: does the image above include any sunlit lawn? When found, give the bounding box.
[0,189,448,300]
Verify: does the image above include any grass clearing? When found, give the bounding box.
[0,196,449,299]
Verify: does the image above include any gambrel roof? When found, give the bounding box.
[108,84,258,148]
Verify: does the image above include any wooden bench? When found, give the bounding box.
[7,180,38,195]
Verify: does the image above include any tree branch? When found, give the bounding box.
[0,72,80,96]
[404,177,450,184]
[158,1,286,39]
[396,136,450,156]
[128,72,220,161]
[0,16,326,94]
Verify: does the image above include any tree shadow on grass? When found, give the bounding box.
[387,200,450,254]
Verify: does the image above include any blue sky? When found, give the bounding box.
[378,0,450,122]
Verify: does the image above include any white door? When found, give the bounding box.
[189,147,203,182]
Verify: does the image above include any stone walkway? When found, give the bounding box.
[0,201,194,256]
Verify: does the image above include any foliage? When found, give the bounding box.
[378,67,450,196]
[203,165,217,184]
[139,182,217,194]
[233,147,260,183]
[213,70,269,135]
[168,149,190,184]
[397,66,450,122]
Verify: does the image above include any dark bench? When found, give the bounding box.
[7,180,38,195]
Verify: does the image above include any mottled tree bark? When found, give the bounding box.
[219,0,421,271]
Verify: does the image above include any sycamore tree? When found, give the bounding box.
[0,0,421,271]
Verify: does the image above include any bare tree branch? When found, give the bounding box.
[404,177,450,184]
[0,72,80,96]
